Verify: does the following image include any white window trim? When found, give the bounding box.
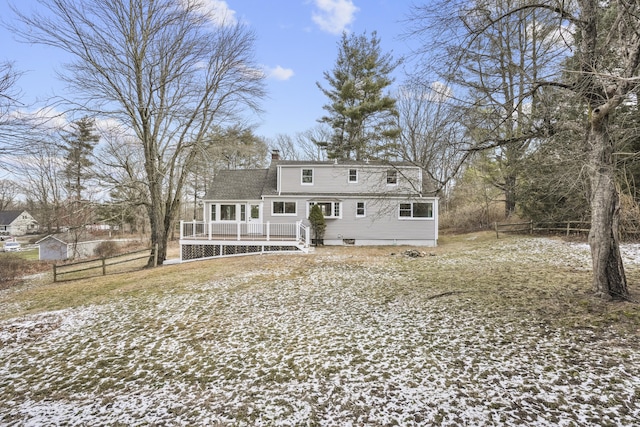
[356,201,366,218]
[308,201,342,219]
[398,202,434,220]
[386,169,398,186]
[301,168,314,185]
[272,201,298,216]
[348,169,358,183]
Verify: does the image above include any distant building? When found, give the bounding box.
[0,210,39,237]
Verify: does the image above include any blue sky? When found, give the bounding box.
[0,0,417,140]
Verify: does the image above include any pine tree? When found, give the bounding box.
[316,31,400,160]
[308,204,326,246]
[61,117,99,201]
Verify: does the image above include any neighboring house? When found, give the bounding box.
[179,151,438,262]
[0,210,39,237]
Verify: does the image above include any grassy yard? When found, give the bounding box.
[0,248,40,261]
[0,232,639,426]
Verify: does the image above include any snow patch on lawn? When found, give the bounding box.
[1,237,639,426]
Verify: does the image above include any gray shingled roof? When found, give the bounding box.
[0,210,24,226]
[204,160,439,200]
[203,169,269,200]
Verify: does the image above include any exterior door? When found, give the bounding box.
[247,203,262,234]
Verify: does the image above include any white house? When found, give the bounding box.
[179,152,438,262]
[0,210,39,237]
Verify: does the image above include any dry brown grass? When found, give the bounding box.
[1,233,639,425]
[4,232,639,334]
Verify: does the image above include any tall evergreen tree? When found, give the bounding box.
[316,31,400,160]
[60,116,99,201]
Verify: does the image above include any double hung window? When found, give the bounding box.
[399,202,433,219]
[386,170,398,185]
[302,169,314,184]
[273,201,297,215]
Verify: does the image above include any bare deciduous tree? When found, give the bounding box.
[0,179,19,211]
[12,0,266,265]
[0,61,27,159]
[14,134,65,233]
[408,0,640,299]
[408,0,565,217]
[393,81,467,198]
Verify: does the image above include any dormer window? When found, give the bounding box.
[302,168,314,185]
[386,169,398,185]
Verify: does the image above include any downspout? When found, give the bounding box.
[278,165,282,196]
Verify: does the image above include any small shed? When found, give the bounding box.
[36,235,72,261]
[0,210,39,237]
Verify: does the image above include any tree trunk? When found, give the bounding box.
[147,204,170,267]
[587,110,628,300]
[504,173,517,218]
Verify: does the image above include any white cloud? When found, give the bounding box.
[190,0,237,26]
[430,81,453,102]
[11,106,68,130]
[311,0,359,35]
[266,65,295,81]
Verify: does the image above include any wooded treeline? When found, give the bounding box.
[1,0,639,299]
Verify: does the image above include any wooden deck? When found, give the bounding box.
[179,221,310,262]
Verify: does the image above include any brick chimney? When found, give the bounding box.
[271,149,281,161]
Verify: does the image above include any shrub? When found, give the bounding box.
[0,254,34,289]
[94,240,119,258]
[308,204,326,246]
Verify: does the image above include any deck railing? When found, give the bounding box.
[180,221,309,245]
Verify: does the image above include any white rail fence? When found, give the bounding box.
[180,221,309,244]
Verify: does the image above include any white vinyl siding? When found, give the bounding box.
[278,165,421,194]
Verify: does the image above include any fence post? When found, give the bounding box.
[530,220,534,234]
[53,264,57,283]
[566,221,571,236]
[153,243,158,267]
[102,258,106,276]
[495,222,499,239]
[266,222,270,241]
